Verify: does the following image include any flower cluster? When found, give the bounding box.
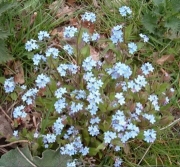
[81,12,96,22]
[4,77,16,93]
[4,9,175,167]
[119,6,132,17]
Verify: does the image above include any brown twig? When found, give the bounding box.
[17,147,37,167]
[0,140,30,148]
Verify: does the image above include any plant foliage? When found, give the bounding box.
[0,145,71,167]
[142,0,180,39]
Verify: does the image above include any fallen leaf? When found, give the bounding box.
[160,68,171,81]
[56,5,74,18]
[81,20,95,34]
[14,61,24,84]
[0,115,13,139]
[123,143,130,155]
[90,46,99,61]
[156,55,174,65]
[30,12,37,26]
[4,60,14,76]
[67,0,76,5]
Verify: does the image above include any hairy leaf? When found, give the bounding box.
[0,1,16,16]
[0,39,13,64]
[165,17,180,32]
[142,12,157,33]
[0,146,71,167]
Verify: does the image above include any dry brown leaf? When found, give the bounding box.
[69,18,79,27]
[90,46,99,61]
[0,115,13,139]
[156,54,174,65]
[81,20,95,34]
[161,68,171,81]
[123,143,130,155]
[104,50,115,64]
[56,5,73,18]
[4,61,14,76]
[14,61,24,84]
[30,12,37,26]
[67,0,76,5]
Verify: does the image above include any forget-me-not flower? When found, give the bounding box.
[4,77,16,93]
[119,6,132,17]
[81,12,96,22]
[128,42,137,54]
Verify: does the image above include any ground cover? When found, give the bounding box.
[0,0,180,166]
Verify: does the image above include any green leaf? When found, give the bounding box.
[89,147,98,156]
[124,24,133,42]
[152,0,165,6]
[0,76,5,84]
[95,142,106,151]
[142,12,158,33]
[0,1,17,16]
[170,0,180,12]
[0,146,71,167]
[165,17,180,32]
[0,28,10,39]
[10,92,18,101]
[0,39,13,64]
[80,45,90,58]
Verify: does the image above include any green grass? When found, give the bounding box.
[0,0,180,166]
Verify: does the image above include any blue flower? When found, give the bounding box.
[35,74,50,89]
[22,88,38,105]
[144,129,156,143]
[139,33,149,42]
[80,146,89,156]
[70,102,83,114]
[63,44,74,55]
[106,62,132,79]
[128,42,137,54]
[54,87,67,98]
[4,77,16,93]
[88,125,100,136]
[119,6,132,17]
[143,114,156,124]
[135,75,147,87]
[114,157,123,167]
[32,53,43,66]
[53,117,65,135]
[91,33,100,41]
[63,26,78,38]
[115,92,125,105]
[13,130,18,137]
[67,161,76,167]
[82,32,90,43]
[45,47,59,59]
[82,56,97,71]
[38,31,50,41]
[68,64,78,74]
[81,12,96,22]
[127,80,141,92]
[83,72,94,81]
[86,102,98,115]
[25,39,39,52]
[54,98,67,113]
[57,64,69,76]
[13,105,27,118]
[112,110,127,132]
[110,25,123,44]
[141,62,154,75]
[43,134,56,143]
[104,131,117,143]
[90,117,100,124]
